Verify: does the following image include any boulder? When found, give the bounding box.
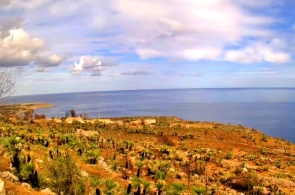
[0,178,5,195]
[144,119,156,125]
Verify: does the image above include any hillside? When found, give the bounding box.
[0,111,295,194]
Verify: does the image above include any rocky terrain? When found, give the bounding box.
[0,106,294,194]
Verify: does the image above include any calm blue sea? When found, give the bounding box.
[6,88,295,143]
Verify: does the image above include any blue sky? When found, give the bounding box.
[1,0,295,95]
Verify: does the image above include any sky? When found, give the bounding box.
[1,0,295,95]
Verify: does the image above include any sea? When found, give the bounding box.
[6,88,295,143]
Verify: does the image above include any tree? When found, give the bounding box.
[70,109,76,117]
[0,65,20,101]
[0,38,21,101]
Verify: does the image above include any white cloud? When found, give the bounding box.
[136,49,162,59]
[35,54,63,67]
[225,48,262,63]
[106,0,275,61]
[0,28,64,67]
[224,41,290,64]
[184,48,222,61]
[72,56,116,76]
[264,52,290,64]
[157,18,185,37]
[1,0,289,66]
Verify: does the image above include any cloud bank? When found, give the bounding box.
[2,0,295,95]
[2,0,291,66]
[0,28,63,68]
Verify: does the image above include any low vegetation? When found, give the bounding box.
[0,106,295,194]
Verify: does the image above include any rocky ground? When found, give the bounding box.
[0,107,294,194]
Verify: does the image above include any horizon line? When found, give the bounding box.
[12,87,295,97]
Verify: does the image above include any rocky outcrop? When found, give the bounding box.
[144,119,156,125]
[0,178,5,195]
[1,172,19,182]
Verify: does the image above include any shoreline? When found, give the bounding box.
[0,102,54,116]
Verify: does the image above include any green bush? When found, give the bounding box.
[20,162,34,179]
[166,182,185,195]
[45,152,84,195]
[192,186,206,195]
[225,151,234,159]
[104,179,118,195]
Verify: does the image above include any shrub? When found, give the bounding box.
[260,148,269,155]
[104,179,118,195]
[193,160,206,175]
[248,154,256,161]
[231,171,260,192]
[263,166,269,171]
[20,162,34,179]
[166,182,185,195]
[45,152,84,195]
[261,136,268,142]
[154,170,167,180]
[21,162,39,188]
[84,148,101,164]
[158,135,176,146]
[225,151,234,159]
[192,186,206,195]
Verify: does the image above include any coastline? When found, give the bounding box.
[0,102,54,116]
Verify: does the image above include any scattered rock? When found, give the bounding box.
[98,157,111,172]
[0,178,5,195]
[81,171,89,177]
[1,171,19,182]
[21,183,31,188]
[193,174,200,180]
[75,129,99,137]
[40,188,57,195]
[241,167,248,173]
[8,163,14,171]
[262,187,269,195]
